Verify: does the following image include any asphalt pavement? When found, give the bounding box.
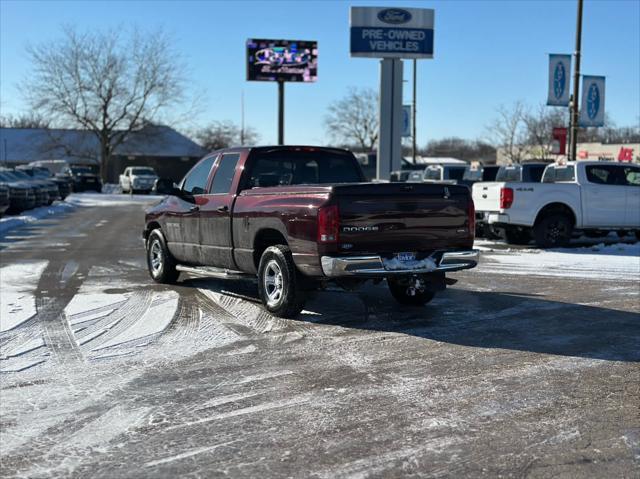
[0,195,638,478]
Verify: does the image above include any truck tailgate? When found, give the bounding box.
[472,182,504,212]
[332,183,472,254]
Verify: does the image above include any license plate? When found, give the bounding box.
[396,252,416,262]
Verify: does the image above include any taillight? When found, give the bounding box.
[500,187,514,209]
[317,204,339,243]
[468,199,476,238]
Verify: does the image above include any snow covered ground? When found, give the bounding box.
[0,192,162,236]
[476,240,640,282]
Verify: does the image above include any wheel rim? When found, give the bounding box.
[546,220,568,243]
[263,260,284,307]
[149,239,163,274]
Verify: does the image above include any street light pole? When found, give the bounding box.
[569,0,583,162]
[412,59,417,164]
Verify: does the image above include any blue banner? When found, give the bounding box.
[350,27,434,58]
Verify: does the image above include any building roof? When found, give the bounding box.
[0,125,207,164]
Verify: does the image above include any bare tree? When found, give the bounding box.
[0,113,50,128]
[194,121,260,152]
[522,104,568,158]
[325,87,378,151]
[24,26,184,180]
[422,137,496,163]
[485,101,530,163]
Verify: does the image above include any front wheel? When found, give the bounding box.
[257,245,306,318]
[533,214,573,248]
[146,229,179,283]
[388,277,435,306]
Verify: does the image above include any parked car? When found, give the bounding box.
[494,162,548,183]
[10,168,60,204]
[460,165,501,187]
[144,146,479,317]
[472,161,640,247]
[63,165,102,192]
[406,170,425,182]
[16,166,72,200]
[0,170,37,213]
[423,164,468,184]
[390,170,412,182]
[0,183,10,216]
[0,168,50,206]
[120,166,158,194]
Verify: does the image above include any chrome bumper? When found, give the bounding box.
[320,250,479,278]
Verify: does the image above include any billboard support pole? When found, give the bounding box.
[378,58,403,180]
[278,80,285,145]
[569,0,583,162]
[412,59,417,164]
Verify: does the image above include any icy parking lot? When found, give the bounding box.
[1,193,639,478]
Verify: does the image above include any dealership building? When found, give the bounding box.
[0,125,207,183]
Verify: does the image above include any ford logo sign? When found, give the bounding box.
[377,8,412,25]
[553,62,565,100]
[586,82,600,120]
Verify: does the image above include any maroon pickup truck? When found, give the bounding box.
[144,146,479,317]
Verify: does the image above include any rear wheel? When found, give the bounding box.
[533,213,573,248]
[388,277,435,306]
[257,245,306,318]
[146,229,179,283]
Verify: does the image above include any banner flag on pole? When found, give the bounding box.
[579,76,605,127]
[547,54,571,106]
[402,105,412,137]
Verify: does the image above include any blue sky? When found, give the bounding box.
[1,0,639,146]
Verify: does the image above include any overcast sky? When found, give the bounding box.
[1,0,639,146]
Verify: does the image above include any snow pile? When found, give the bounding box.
[478,242,640,281]
[0,202,75,235]
[0,261,49,332]
[0,193,162,236]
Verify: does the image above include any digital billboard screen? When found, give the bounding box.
[246,39,318,82]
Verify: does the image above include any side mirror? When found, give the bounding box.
[153,178,180,196]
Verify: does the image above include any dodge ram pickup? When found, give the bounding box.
[144,146,479,317]
[472,161,640,247]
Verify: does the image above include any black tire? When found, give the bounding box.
[504,227,531,245]
[257,245,306,318]
[146,229,179,283]
[533,213,573,248]
[388,277,435,306]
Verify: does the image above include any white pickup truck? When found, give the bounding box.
[472,161,640,247]
[119,167,159,194]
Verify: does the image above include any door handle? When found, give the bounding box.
[189,205,199,212]
[217,205,229,213]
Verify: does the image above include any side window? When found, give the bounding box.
[586,165,622,185]
[182,157,215,195]
[623,166,640,186]
[210,154,240,194]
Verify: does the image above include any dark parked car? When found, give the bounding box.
[7,168,59,205]
[63,165,102,192]
[17,166,72,199]
[0,168,50,207]
[495,162,548,183]
[459,165,501,187]
[0,183,10,216]
[144,146,479,317]
[0,170,37,213]
[390,170,412,182]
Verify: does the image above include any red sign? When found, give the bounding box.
[552,127,567,155]
[618,147,634,162]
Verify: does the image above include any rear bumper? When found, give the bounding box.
[476,211,510,225]
[320,250,479,278]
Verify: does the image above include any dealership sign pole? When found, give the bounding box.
[569,0,583,162]
[350,7,434,180]
[246,39,318,145]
